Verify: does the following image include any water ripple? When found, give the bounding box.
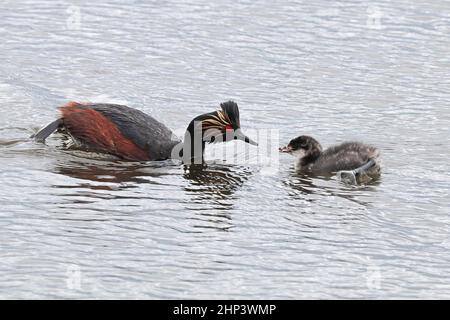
[0,0,449,299]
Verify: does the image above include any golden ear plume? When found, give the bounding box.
[201,110,231,130]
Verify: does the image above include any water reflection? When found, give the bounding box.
[2,0,449,299]
[0,127,33,147]
[0,138,28,147]
[183,163,252,202]
[282,170,378,207]
[53,156,175,189]
[182,163,254,231]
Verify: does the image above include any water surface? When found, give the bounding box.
[0,0,449,299]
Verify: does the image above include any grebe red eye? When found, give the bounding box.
[225,124,234,132]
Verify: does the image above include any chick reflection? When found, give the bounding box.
[283,171,378,207]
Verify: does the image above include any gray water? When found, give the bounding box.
[1,0,449,299]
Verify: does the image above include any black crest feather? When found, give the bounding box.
[220,101,240,129]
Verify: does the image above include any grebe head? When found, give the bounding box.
[201,101,258,146]
[280,135,322,164]
[181,101,257,164]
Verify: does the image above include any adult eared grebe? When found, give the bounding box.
[280,135,380,184]
[32,100,257,163]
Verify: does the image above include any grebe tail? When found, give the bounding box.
[31,118,63,142]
